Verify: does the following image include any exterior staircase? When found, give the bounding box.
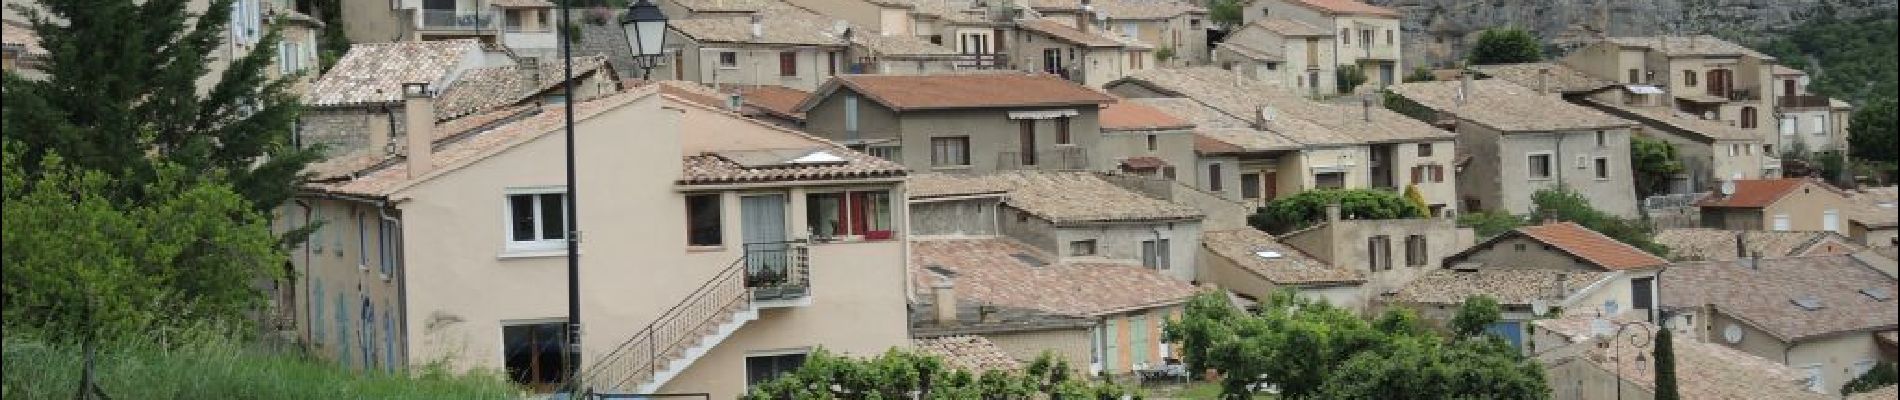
[582,243,810,395]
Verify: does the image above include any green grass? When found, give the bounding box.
[1,335,521,399]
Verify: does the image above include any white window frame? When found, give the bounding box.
[1526,151,1554,180]
[1772,214,1791,231]
[503,187,570,253]
[1823,209,1840,232]
[717,51,739,69]
[356,210,371,270]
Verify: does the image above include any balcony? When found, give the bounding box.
[997,146,1090,171]
[1727,87,1761,102]
[1779,95,1831,109]
[420,9,495,31]
[743,241,810,303]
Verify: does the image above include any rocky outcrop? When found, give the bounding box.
[1368,0,1898,68]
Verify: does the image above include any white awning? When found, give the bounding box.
[1624,85,1665,94]
[1007,109,1080,120]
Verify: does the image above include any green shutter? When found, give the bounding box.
[1104,318,1120,373]
[1131,315,1150,367]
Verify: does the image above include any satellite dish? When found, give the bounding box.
[1590,318,1613,338]
[1723,324,1744,343]
[1720,180,1736,196]
[1531,299,1550,317]
[1602,299,1620,316]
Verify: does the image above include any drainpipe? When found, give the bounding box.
[294,199,314,347]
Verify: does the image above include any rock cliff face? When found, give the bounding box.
[1367,0,1898,68]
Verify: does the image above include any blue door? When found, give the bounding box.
[1485,321,1524,350]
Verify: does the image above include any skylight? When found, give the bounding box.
[1009,253,1046,268]
[1861,287,1893,301]
[789,151,846,164]
[1254,251,1283,259]
[1790,295,1825,311]
[925,265,957,278]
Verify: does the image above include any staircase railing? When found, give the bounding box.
[582,256,751,393]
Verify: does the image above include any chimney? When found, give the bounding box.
[1360,94,1373,122]
[1255,105,1274,130]
[1325,202,1341,223]
[402,82,435,178]
[1077,0,1093,32]
[1537,68,1550,95]
[931,280,957,325]
[749,14,764,40]
[1734,231,1747,259]
[518,56,541,86]
[1457,70,1473,105]
[368,102,392,158]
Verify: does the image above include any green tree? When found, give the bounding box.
[743,348,1140,399]
[1337,64,1368,93]
[1745,11,1896,106]
[1,0,320,212]
[1848,98,1897,181]
[1,146,285,339]
[1531,187,1669,256]
[1653,327,1680,400]
[1404,67,1436,83]
[1842,361,1898,396]
[1458,211,1527,239]
[1449,295,1501,339]
[1206,0,1242,30]
[1321,336,1547,399]
[1468,27,1544,65]
[1630,136,1686,198]
[1403,184,1430,217]
[1249,189,1423,234]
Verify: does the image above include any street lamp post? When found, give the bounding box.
[1593,317,1653,400]
[620,0,670,81]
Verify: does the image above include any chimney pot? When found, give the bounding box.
[931,280,957,325]
[401,82,436,178]
[1458,71,1473,105]
[1361,95,1373,122]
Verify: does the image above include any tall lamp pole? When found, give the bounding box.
[560,0,669,395]
[1592,316,1653,400]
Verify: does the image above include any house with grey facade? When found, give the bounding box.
[1278,203,1475,303]
[794,73,1118,173]
[908,171,1205,283]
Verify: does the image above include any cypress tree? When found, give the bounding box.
[1654,326,1681,400]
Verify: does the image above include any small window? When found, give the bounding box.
[718,51,738,68]
[1341,28,1350,44]
[779,51,797,76]
[686,194,723,246]
[1146,135,1158,151]
[1627,69,1639,84]
[1240,173,1262,199]
[1070,240,1098,256]
[1683,70,1696,86]
[1405,235,1427,267]
[1528,153,1553,179]
[507,191,569,250]
[1141,239,1171,269]
[1367,235,1392,271]
[1056,116,1072,145]
[1386,29,1393,45]
[502,321,569,389]
[1594,157,1610,180]
[1207,163,1223,192]
[379,219,401,277]
[866,146,900,163]
[1596,131,1606,147]
[1417,142,1434,157]
[1515,243,1528,252]
[807,191,894,239]
[746,352,808,387]
[930,136,970,167]
[357,211,370,267]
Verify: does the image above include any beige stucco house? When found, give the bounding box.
[1277,204,1476,304]
[1026,0,1207,65]
[1097,99,1198,181]
[1560,36,1788,148]
[1388,221,1670,350]
[661,2,975,90]
[285,83,914,397]
[1530,315,1828,400]
[1014,18,1153,88]
[1198,227,1366,309]
[1697,178,1857,234]
[1770,65,1855,157]
[1389,77,1640,218]
[796,73,1119,173]
[1662,254,1899,394]
[908,171,1205,282]
[336,0,560,58]
[1238,0,1400,89]
[1212,17,1336,96]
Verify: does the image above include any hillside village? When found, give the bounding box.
[2,0,1896,398]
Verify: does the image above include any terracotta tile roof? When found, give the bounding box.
[1534,317,1827,400]
[1578,99,1758,142]
[1283,0,1397,18]
[740,85,811,120]
[1387,79,1633,133]
[2,20,46,56]
[909,297,1097,337]
[1390,268,1613,305]
[434,55,613,121]
[910,238,1200,316]
[1654,229,1863,262]
[908,172,1201,223]
[669,3,846,45]
[1202,228,1363,285]
[1193,133,1246,154]
[1250,18,1331,37]
[1127,97,1250,129]
[1771,64,1807,76]
[1603,35,1772,60]
[1026,0,1205,19]
[679,146,905,185]
[1118,156,1169,170]
[1516,222,1668,270]
[816,74,1116,111]
[1018,18,1148,48]
[1117,68,1453,145]
[1695,178,1846,208]
[1849,385,1900,400]
[670,0,772,13]
[303,40,484,108]
[1473,62,1617,94]
[490,0,553,7]
[912,336,1024,373]
[1663,254,1899,342]
[1100,100,1193,131]
[1849,186,1899,228]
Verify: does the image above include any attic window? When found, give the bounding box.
[1790,295,1825,311]
[1009,253,1046,268]
[1861,287,1893,301]
[925,264,958,278]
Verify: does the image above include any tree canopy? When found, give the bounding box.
[1206,0,1242,30]
[1468,28,1544,65]
[1530,187,1668,256]
[1163,290,1548,399]
[1337,64,1368,94]
[1847,98,1897,182]
[1630,136,1686,198]
[743,348,1140,399]
[1250,189,1423,234]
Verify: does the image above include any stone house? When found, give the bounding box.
[1097,99,1198,183]
[1388,221,1670,349]
[285,84,913,397]
[1662,254,1899,394]
[909,238,1200,376]
[1847,187,1898,247]
[1278,204,1476,303]
[1654,228,1864,262]
[1198,228,1365,309]
[1026,0,1208,65]
[1238,0,1401,89]
[336,0,560,58]
[1560,36,1787,145]
[1212,17,1337,96]
[1530,316,1828,400]
[1388,77,1640,217]
[795,73,1118,174]
[908,171,1205,282]
[1696,178,1856,234]
[1014,18,1153,88]
[1770,65,1855,157]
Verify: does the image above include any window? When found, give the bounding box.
[1341,28,1350,43]
[1594,157,1610,180]
[357,211,370,267]
[1772,214,1791,231]
[807,191,894,239]
[1809,116,1826,135]
[686,194,722,246]
[747,353,808,387]
[313,280,325,343]
[718,51,738,68]
[1240,173,1262,199]
[1417,142,1433,157]
[503,321,569,388]
[1367,235,1391,271]
[1405,235,1426,267]
[1314,172,1346,189]
[1683,70,1696,86]
[930,136,970,166]
[778,51,797,76]
[1823,209,1840,232]
[1121,22,1138,37]
[866,146,900,163]
[1056,117,1072,145]
[379,219,401,278]
[1070,240,1097,256]
[1528,153,1553,179]
[1515,243,1527,252]
[1627,69,1639,84]
[1359,29,1371,48]
[1207,163,1223,192]
[1596,131,1607,147]
[1146,135,1158,151]
[827,51,837,76]
[1729,144,1741,157]
[507,190,569,251]
[1740,107,1757,129]
[1386,29,1393,45]
[1019,120,1038,165]
[1141,239,1171,269]
[1798,364,1824,393]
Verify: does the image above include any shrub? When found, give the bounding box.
[1250,189,1422,234]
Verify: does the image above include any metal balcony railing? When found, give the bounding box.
[420,9,495,31]
[997,146,1089,171]
[743,241,810,302]
[1727,87,1761,101]
[1779,95,1831,108]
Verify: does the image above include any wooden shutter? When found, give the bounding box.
[780,52,797,76]
[1433,165,1445,182]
